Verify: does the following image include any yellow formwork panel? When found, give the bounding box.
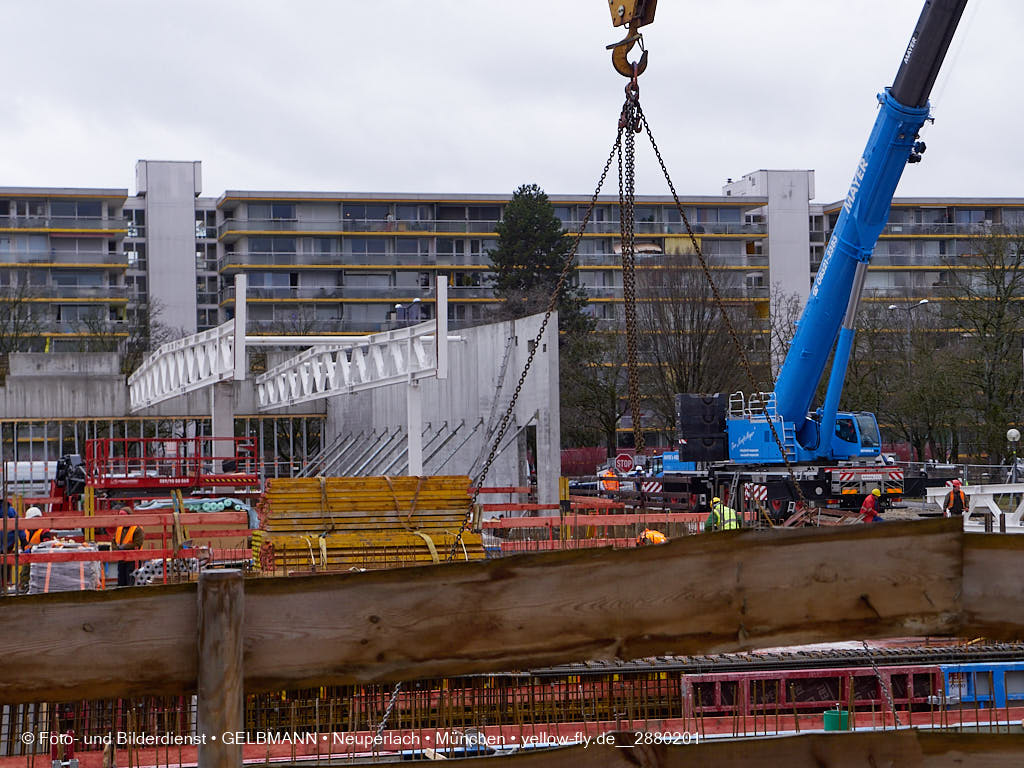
[258,475,482,572]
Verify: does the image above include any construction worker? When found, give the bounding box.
[23,507,50,548]
[704,497,739,532]
[598,467,620,495]
[636,528,667,546]
[2,499,27,587]
[113,507,145,587]
[860,488,883,523]
[943,479,967,517]
[19,507,50,593]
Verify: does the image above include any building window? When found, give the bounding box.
[51,200,102,220]
[343,204,389,223]
[396,238,431,261]
[249,202,296,221]
[248,237,296,260]
[195,210,216,239]
[396,204,432,222]
[126,208,145,237]
[343,237,387,260]
[125,243,147,270]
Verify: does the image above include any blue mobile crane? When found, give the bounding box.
[666,0,969,510]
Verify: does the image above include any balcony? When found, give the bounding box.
[244,318,485,336]
[1,286,128,303]
[867,254,951,267]
[878,222,1009,237]
[0,215,127,234]
[44,321,129,335]
[220,285,497,303]
[579,286,622,299]
[562,221,767,236]
[0,250,128,266]
[218,217,769,241]
[219,251,493,269]
[218,217,502,241]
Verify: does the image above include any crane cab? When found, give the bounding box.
[826,411,882,460]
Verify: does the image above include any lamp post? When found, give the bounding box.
[887,299,929,370]
[1008,428,1020,484]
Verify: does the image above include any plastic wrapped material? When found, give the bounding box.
[28,541,102,594]
[134,496,258,528]
[132,557,198,586]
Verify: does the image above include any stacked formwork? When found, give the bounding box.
[254,476,484,573]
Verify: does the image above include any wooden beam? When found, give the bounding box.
[241,518,963,691]
[0,518,976,703]
[463,731,1024,767]
[963,532,1024,640]
[0,584,196,703]
[197,570,244,768]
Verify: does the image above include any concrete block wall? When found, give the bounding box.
[326,312,560,505]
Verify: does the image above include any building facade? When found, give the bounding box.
[3,159,1023,360]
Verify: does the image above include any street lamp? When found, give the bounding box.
[1008,428,1020,484]
[887,299,929,370]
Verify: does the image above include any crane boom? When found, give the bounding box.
[772,0,968,452]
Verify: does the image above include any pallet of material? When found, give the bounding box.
[256,476,483,572]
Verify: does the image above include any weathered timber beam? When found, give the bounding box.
[1,584,196,703]
[962,532,1024,639]
[4,518,1016,704]
[464,731,1024,768]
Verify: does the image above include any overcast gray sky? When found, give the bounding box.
[1,0,1016,202]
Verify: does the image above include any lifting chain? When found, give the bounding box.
[631,103,808,504]
[618,67,646,455]
[375,106,633,742]
[862,640,902,728]
[443,123,627,564]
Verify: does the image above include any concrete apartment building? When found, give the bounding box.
[2,159,1023,467]
[12,160,1019,356]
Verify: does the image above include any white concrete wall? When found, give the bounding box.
[136,160,202,336]
[326,312,561,505]
[724,170,814,306]
[0,353,325,420]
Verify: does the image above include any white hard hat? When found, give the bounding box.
[25,506,42,519]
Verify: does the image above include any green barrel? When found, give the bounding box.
[823,709,849,731]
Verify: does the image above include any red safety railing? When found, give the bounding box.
[85,436,259,489]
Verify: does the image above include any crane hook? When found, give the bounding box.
[607,25,648,78]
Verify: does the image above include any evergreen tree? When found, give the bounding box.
[489,183,593,336]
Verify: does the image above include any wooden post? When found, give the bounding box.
[197,569,244,768]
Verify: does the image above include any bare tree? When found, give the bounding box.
[77,299,175,375]
[634,255,763,431]
[265,306,330,336]
[942,230,1024,460]
[560,331,630,455]
[0,284,43,355]
[769,282,803,381]
[844,300,964,461]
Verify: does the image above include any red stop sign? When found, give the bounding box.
[614,453,634,473]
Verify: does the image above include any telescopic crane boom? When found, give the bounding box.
[742,0,969,463]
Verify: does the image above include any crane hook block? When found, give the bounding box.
[608,0,657,29]
[607,0,656,78]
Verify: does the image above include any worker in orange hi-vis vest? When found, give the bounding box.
[943,479,967,517]
[598,468,620,494]
[636,528,667,546]
[113,507,145,587]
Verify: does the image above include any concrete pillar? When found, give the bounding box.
[407,381,423,475]
[210,382,234,473]
[535,318,560,506]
